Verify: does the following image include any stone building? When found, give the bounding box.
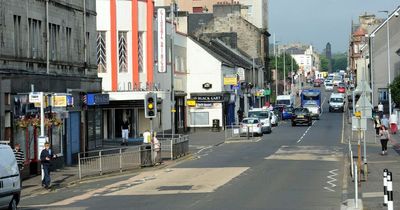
[0,0,101,173]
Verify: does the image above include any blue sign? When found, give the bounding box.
[87,94,109,106]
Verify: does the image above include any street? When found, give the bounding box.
[20,90,347,210]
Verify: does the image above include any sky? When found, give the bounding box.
[269,0,400,53]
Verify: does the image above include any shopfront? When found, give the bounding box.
[188,94,224,128]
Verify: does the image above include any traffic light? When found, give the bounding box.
[145,92,157,118]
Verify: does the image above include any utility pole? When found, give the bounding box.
[170,2,176,135]
[283,50,286,94]
[274,33,278,99]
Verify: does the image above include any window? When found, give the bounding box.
[13,15,21,57]
[138,32,144,72]
[190,112,209,125]
[192,7,203,13]
[378,88,389,102]
[28,18,41,59]
[96,31,107,73]
[118,31,128,72]
[66,27,72,61]
[49,23,60,61]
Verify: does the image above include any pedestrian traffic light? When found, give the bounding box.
[145,92,157,118]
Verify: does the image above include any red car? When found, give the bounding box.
[337,85,346,93]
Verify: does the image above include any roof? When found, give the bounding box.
[370,6,400,36]
[188,37,235,67]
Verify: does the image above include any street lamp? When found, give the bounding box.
[283,49,286,94]
[273,34,280,99]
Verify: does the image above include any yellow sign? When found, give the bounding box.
[187,99,196,107]
[53,96,67,107]
[171,109,176,113]
[355,111,361,118]
[223,77,238,85]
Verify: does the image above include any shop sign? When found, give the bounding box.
[191,95,223,102]
[87,94,109,105]
[197,103,213,108]
[224,76,238,85]
[202,83,212,90]
[187,99,197,107]
[237,68,245,81]
[53,96,67,107]
[157,8,166,73]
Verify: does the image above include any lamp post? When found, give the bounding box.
[273,34,279,98]
[283,49,286,95]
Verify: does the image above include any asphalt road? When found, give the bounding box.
[20,89,347,210]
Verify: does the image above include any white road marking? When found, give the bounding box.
[296,121,316,143]
[324,169,338,192]
[362,192,384,198]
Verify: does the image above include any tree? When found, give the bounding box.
[319,55,329,71]
[390,75,400,106]
[332,53,347,71]
[269,53,299,80]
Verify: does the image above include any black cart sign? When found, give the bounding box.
[191,95,223,102]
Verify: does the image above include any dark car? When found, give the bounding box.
[291,108,312,126]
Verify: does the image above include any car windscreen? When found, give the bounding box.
[294,109,308,115]
[242,119,259,124]
[330,97,343,103]
[326,84,333,87]
[248,111,269,119]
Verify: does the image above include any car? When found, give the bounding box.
[240,118,263,136]
[248,109,272,134]
[324,79,332,86]
[0,144,21,210]
[291,108,312,126]
[313,81,321,87]
[282,106,294,120]
[303,101,321,120]
[337,83,346,93]
[325,83,334,91]
[270,111,278,126]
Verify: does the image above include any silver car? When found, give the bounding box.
[240,118,263,137]
[303,102,321,120]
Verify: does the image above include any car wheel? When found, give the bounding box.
[8,197,17,210]
[292,122,296,126]
[308,121,312,126]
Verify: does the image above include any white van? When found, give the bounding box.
[0,145,21,210]
[328,93,345,112]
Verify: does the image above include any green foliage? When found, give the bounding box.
[332,53,348,71]
[390,75,400,105]
[319,55,329,71]
[269,53,299,80]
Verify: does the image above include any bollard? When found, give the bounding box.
[387,171,393,210]
[384,169,388,206]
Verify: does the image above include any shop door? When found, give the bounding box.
[66,112,80,165]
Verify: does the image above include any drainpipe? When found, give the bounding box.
[46,0,49,74]
[83,0,87,75]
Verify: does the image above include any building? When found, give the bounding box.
[155,0,268,30]
[368,7,400,109]
[0,0,102,173]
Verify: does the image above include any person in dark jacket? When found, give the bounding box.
[40,142,55,188]
[13,143,25,170]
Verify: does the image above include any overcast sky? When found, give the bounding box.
[269,0,399,53]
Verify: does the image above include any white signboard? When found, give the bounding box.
[157,8,166,73]
[29,92,43,103]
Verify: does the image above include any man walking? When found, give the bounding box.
[121,119,130,146]
[40,142,54,189]
[378,102,384,118]
[13,143,24,171]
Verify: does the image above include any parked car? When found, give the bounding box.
[303,101,321,120]
[248,109,272,134]
[291,108,312,126]
[240,118,263,136]
[0,144,21,210]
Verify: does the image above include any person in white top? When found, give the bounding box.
[152,132,161,164]
[378,102,384,118]
[142,130,151,144]
[389,112,398,134]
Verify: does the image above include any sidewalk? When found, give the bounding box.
[344,119,400,209]
[21,130,225,198]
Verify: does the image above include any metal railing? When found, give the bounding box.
[224,125,257,140]
[78,134,189,179]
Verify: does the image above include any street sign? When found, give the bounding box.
[29,92,43,103]
[187,99,196,107]
[352,117,367,131]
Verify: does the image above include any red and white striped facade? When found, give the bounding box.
[96,0,154,92]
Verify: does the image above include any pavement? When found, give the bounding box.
[343,114,400,209]
[20,130,226,198]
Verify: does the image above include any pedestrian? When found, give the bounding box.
[374,115,381,136]
[379,125,390,155]
[13,143,25,171]
[381,115,389,129]
[389,112,398,134]
[40,142,55,189]
[152,132,161,164]
[143,130,151,144]
[378,102,384,118]
[237,109,244,123]
[121,119,130,146]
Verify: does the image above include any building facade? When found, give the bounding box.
[0,0,102,173]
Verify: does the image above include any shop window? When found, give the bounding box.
[190,112,209,125]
